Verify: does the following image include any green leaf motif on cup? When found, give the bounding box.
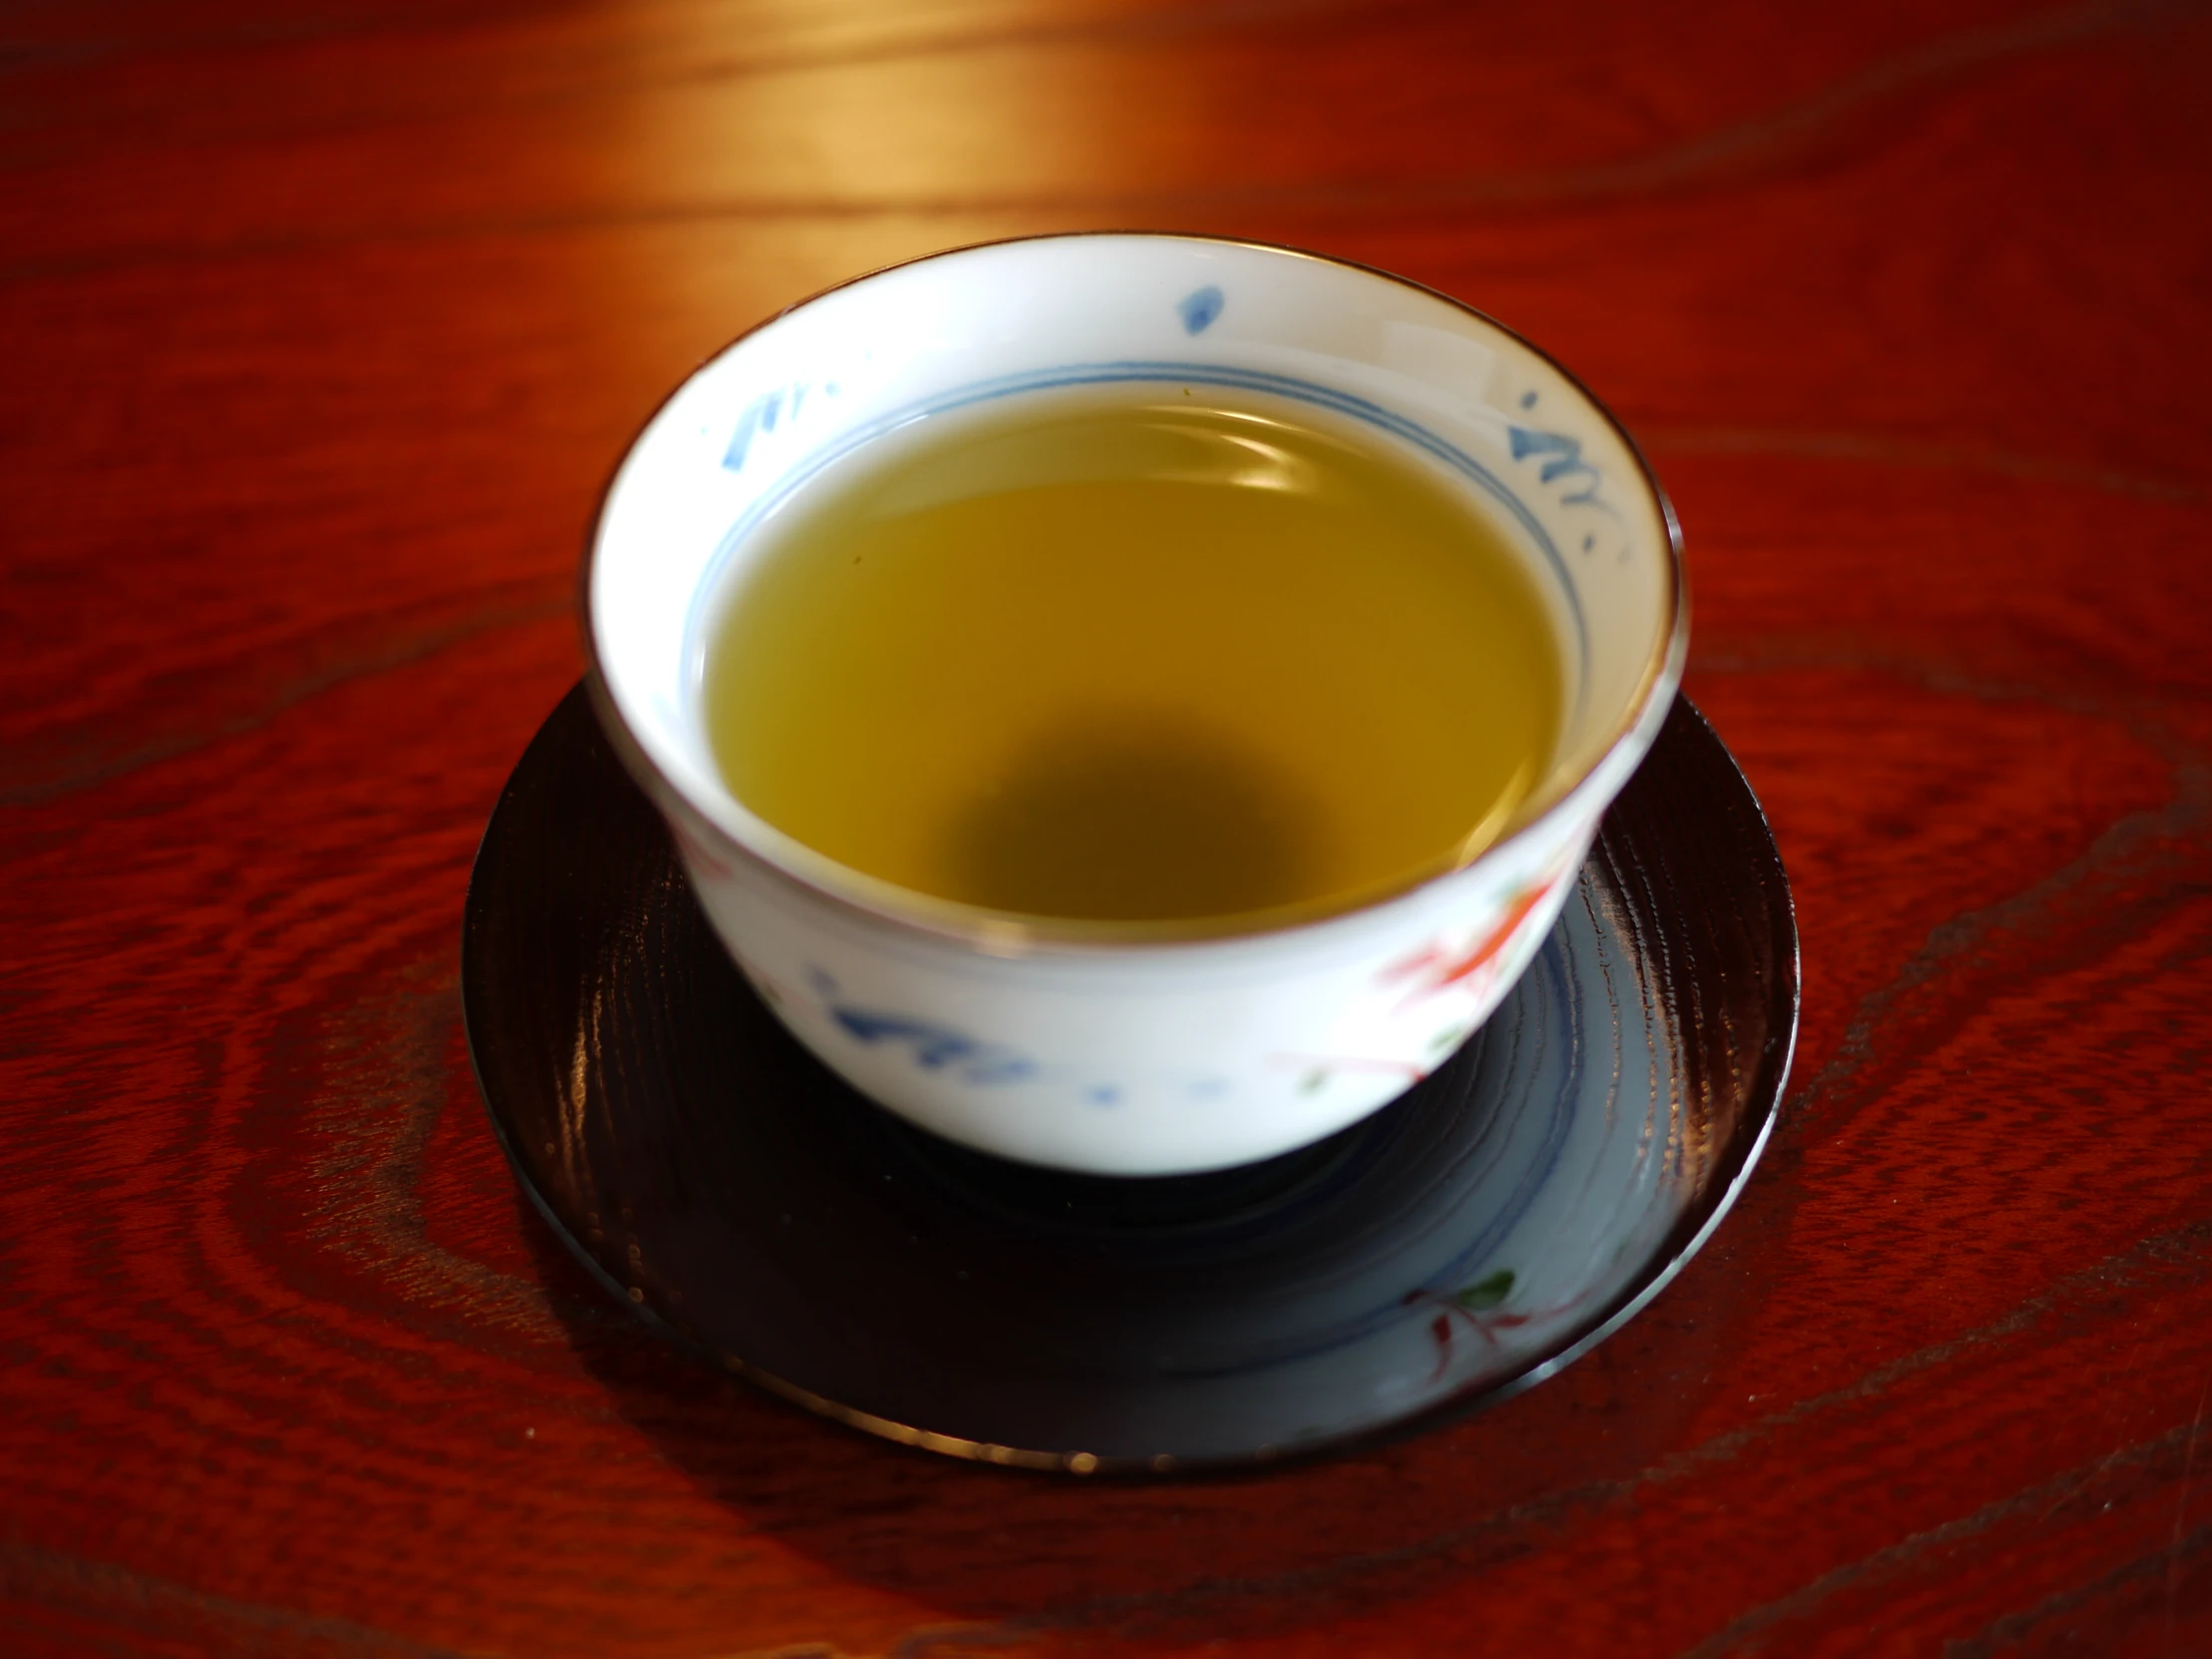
[1455,1269,1515,1312]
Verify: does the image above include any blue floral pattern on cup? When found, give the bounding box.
[1507,425,1609,511]
[1177,285,1226,334]
[809,970,1037,1085]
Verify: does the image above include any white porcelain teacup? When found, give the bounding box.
[586,234,1684,1176]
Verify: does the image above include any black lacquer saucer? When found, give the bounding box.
[462,686,1796,1474]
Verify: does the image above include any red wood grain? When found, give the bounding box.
[4,0,2211,1653]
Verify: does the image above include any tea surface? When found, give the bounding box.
[703,388,1562,925]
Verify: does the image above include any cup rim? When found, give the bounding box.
[583,231,1688,954]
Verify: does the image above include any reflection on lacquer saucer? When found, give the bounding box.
[461,686,1796,1474]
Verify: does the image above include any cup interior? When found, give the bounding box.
[590,235,1681,939]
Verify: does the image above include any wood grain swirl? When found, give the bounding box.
[4,0,2210,1652]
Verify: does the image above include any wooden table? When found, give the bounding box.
[5,2,2209,1653]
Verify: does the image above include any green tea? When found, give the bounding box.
[703,387,1563,925]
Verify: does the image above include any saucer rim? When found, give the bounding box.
[462,687,1797,1477]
